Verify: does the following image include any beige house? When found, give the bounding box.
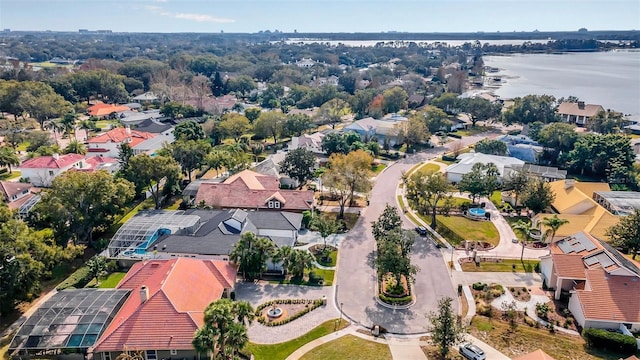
[557,101,604,126]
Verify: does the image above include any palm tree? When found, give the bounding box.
[542,215,570,243]
[64,140,87,155]
[273,245,294,276]
[289,249,315,279]
[78,119,97,140]
[192,298,255,360]
[44,120,65,146]
[60,113,77,140]
[0,146,20,173]
[250,142,264,163]
[513,220,536,262]
[229,233,275,280]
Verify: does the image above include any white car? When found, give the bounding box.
[459,343,486,360]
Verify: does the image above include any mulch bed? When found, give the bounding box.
[258,302,311,324]
[507,286,532,302]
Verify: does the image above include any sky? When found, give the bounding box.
[0,0,638,33]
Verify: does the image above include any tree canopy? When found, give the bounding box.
[279,148,316,187]
[606,209,640,260]
[458,162,499,203]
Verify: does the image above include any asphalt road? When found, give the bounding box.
[335,134,493,334]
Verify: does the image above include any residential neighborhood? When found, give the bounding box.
[0,25,640,360]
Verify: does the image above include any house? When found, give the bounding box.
[343,116,405,146]
[288,132,325,154]
[497,134,544,163]
[557,101,604,126]
[531,180,619,242]
[295,57,316,68]
[132,118,173,135]
[444,152,524,183]
[106,209,303,261]
[73,156,119,174]
[194,169,314,212]
[407,94,426,109]
[539,232,640,333]
[451,114,472,131]
[92,258,237,360]
[512,349,556,360]
[87,127,171,158]
[252,152,298,188]
[503,164,567,182]
[87,103,131,118]
[0,181,40,211]
[132,91,159,103]
[17,153,85,187]
[119,109,162,127]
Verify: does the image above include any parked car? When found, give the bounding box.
[512,237,519,243]
[415,226,427,236]
[459,343,486,360]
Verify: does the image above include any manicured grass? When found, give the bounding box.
[489,190,502,207]
[455,126,492,136]
[460,259,539,273]
[316,250,337,267]
[340,212,359,230]
[98,272,127,288]
[435,215,499,246]
[300,334,392,360]
[470,316,634,360]
[94,120,120,130]
[436,196,471,207]
[0,170,21,180]
[416,163,441,174]
[269,267,335,286]
[371,163,387,174]
[244,319,349,360]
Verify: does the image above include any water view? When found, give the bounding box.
[484,51,640,116]
[281,39,551,47]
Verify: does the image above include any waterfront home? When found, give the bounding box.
[557,101,604,126]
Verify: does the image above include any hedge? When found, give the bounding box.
[256,299,324,326]
[56,265,92,290]
[378,293,412,305]
[582,328,637,355]
[448,133,463,139]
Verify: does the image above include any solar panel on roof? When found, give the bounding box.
[596,253,615,268]
[584,256,599,266]
[558,241,573,253]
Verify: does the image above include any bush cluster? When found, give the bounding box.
[378,293,412,305]
[582,328,637,355]
[448,133,463,139]
[255,298,324,327]
[56,266,92,290]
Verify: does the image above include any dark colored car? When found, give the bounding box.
[415,226,427,236]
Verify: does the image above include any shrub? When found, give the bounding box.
[535,302,550,319]
[472,282,486,291]
[378,293,412,305]
[582,328,637,355]
[56,266,92,290]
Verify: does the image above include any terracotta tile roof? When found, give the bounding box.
[552,254,588,279]
[195,182,313,211]
[87,103,131,117]
[18,153,84,169]
[512,349,556,360]
[93,258,236,352]
[223,169,279,190]
[574,267,640,323]
[557,102,604,118]
[550,232,604,255]
[88,128,155,148]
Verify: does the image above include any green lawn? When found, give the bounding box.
[269,267,335,286]
[504,216,533,242]
[300,334,392,360]
[416,163,441,174]
[316,250,337,267]
[0,170,21,180]
[244,319,349,360]
[489,190,502,207]
[455,126,492,136]
[94,120,120,130]
[371,163,387,174]
[98,272,127,288]
[437,196,471,207]
[460,259,539,273]
[435,215,499,246]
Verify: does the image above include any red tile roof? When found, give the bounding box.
[87,103,130,117]
[93,258,237,352]
[574,267,640,323]
[194,169,313,211]
[88,128,155,148]
[552,254,588,279]
[19,153,84,169]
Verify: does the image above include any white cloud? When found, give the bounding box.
[144,5,234,23]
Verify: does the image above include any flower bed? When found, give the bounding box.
[379,273,412,306]
[255,299,324,326]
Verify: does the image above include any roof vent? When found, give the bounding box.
[564,179,575,189]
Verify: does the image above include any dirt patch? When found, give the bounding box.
[507,286,532,302]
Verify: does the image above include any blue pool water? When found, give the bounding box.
[469,208,486,217]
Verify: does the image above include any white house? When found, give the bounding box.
[288,132,325,154]
[18,153,85,187]
[539,232,640,333]
[295,58,316,68]
[444,152,524,183]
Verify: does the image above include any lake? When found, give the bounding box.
[483,51,640,117]
[279,39,551,47]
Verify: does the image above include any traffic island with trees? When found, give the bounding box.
[372,205,419,306]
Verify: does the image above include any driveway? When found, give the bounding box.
[335,133,494,334]
[235,282,339,344]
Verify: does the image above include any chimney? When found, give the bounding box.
[52,153,59,160]
[564,179,575,189]
[577,101,585,109]
[140,285,149,303]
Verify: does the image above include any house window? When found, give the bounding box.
[145,350,157,360]
[268,201,274,208]
[48,170,54,176]
[170,350,178,356]
[102,353,111,360]
[274,201,281,209]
